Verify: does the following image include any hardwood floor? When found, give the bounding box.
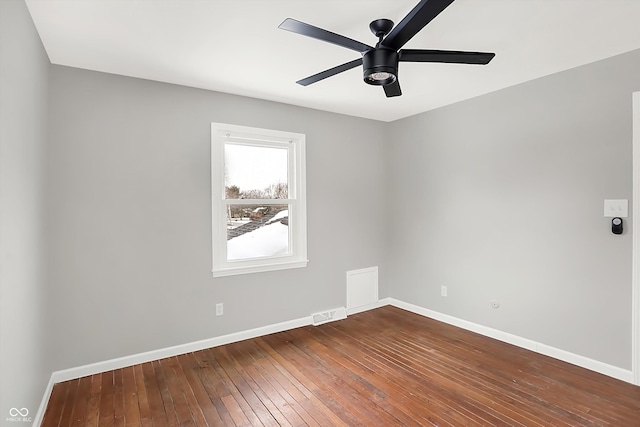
[41,306,640,426]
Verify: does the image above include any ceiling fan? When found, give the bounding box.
[279,0,495,97]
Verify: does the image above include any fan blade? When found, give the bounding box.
[296,58,363,86]
[384,80,402,97]
[400,49,495,64]
[279,18,373,53]
[382,0,455,51]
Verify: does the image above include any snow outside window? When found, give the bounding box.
[211,123,307,277]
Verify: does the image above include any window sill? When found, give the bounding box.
[212,259,308,278]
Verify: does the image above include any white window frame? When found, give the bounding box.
[211,123,307,277]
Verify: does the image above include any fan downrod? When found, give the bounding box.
[369,19,394,38]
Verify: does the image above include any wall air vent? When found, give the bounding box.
[311,307,347,326]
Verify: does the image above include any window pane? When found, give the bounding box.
[226,204,289,261]
[224,144,288,199]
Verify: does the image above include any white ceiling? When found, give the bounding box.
[25,0,640,122]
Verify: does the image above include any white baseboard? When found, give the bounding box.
[346,298,388,316]
[32,376,55,427]
[387,298,634,384]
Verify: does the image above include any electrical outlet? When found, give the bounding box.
[216,303,223,316]
[441,286,448,297]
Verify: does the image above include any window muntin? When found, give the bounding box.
[212,123,307,277]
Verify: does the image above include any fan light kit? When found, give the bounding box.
[368,72,395,84]
[279,0,495,97]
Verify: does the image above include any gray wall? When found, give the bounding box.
[388,48,640,369]
[0,0,50,419]
[45,66,390,371]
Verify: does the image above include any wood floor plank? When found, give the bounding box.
[282,327,426,426]
[341,311,551,422]
[251,350,331,426]
[99,370,115,427]
[355,330,548,425]
[133,364,152,427]
[56,378,80,427]
[312,327,459,426]
[204,346,264,425]
[141,360,169,427]
[167,354,210,426]
[307,326,474,425]
[250,339,344,426]
[341,311,570,425]
[69,375,92,426]
[41,306,640,426]
[205,345,279,426]
[193,351,237,426]
[220,394,252,426]
[261,330,407,426]
[122,366,141,426]
[253,336,355,427]
[157,358,195,426]
[85,374,102,427]
[223,340,308,425]
[113,368,125,427]
[180,351,226,426]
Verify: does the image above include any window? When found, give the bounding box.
[211,123,307,277]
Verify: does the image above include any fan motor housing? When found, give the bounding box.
[363,48,398,86]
